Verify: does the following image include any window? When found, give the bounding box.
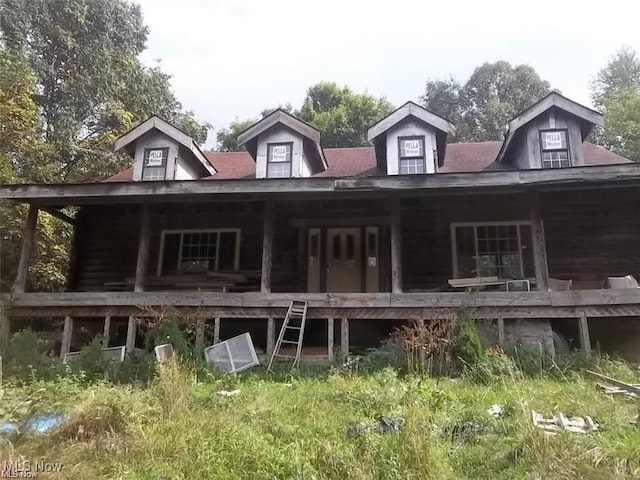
[142,147,169,181]
[540,129,570,168]
[398,136,425,174]
[452,223,534,279]
[267,142,292,178]
[158,229,240,275]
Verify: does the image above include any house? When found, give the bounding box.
[1,92,639,362]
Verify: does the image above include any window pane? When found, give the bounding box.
[218,232,238,270]
[142,166,166,181]
[542,151,570,168]
[400,158,425,174]
[399,137,424,158]
[267,162,291,178]
[541,130,567,150]
[268,144,291,163]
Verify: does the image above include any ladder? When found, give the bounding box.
[267,300,308,371]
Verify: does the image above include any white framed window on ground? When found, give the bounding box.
[157,229,241,275]
[450,222,535,279]
[398,136,426,174]
[539,129,571,168]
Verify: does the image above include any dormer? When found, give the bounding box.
[237,109,327,179]
[367,101,456,175]
[114,116,215,181]
[495,92,604,169]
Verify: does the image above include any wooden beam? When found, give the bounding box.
[266,317,275,358]
[195,317,205,355]
[260,201,274,293]
[134,204,151,293]
[579,313,591,357]
[125,316,137,352]
[327,317,334,363]
[341,318,349,362]
[213,317,221,344]
[60,316,73,358]
[102,315,111,348]
[529,192,549,291]
[497,318,505,348]
[42,207,75,225]
[390,198,403,293]
[12,204,39,294]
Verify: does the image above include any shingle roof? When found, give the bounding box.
[104,142,631,182]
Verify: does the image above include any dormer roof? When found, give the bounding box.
[367,101,456,168]
[237,109,328,172]
[496,91,604,164]
[113,116,216,176]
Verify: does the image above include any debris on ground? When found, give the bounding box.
[588,370,640,400]
[0,421,19,440]
[444,421,487,441]
[23,413,68,436]
[531,410,598,435]
[216,389,240,398]
[346,416,405,437]
[487,404,503,418]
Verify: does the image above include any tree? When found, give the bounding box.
[421,61,552,142]
[298,82,394,147]
[0,0,210,182]
[216,118,257,152]
[591,47,640,162]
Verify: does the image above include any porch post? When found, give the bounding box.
[0,307,10,354]
[102,315,111,348]
[60,316,73,359]
[340,317,349,362]
[266,317,275,358]
[128,203,151,353]
[327,317,334,363]
[497,318,505,348]
[579,312,591,357]
[195,317,205,356]
[390,198,403,293]
[13,203,39,294]
[529,192,549,291]
[260,200,274,293]
[213,317,221,344]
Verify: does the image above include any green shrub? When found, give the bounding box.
[3,329,47,380]
[453,310,484,367]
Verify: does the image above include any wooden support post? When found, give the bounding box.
[579,313,591,357]
[60,316,73,359]
[497,318,505,348]
[13,204,39,294]
[327,318,334,363]
[260,201,274,293]
[102,315,111,348]
[390,198,403,293]
[127,204,151,354]
[195,317,205,355]
[340,318,349,362]
[266,317,275,358]
[529,192,549,292]
[0,308,10,355]
[213,317,221,344]
[126,316,137,353]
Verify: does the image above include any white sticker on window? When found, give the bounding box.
[543,131,563,150]
[403,140,421,157]
[147,149,164,166]
[271,145,288,162]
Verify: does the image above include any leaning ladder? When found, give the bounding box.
[267,300,308,371]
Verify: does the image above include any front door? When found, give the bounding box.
[326,228,361,292]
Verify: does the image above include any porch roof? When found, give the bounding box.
[1,163,639,207]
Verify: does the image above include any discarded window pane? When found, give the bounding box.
[204,333,259,374]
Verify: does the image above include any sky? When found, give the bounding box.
[135,0,640,148]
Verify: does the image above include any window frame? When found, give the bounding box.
[156,228,241,276]
[142,147,169,181]
[450,221,533,279]
[398,135,426,175]
[539,128,571,169]
[266,142,293,178]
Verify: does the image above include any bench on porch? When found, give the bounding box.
[104,271,261,292]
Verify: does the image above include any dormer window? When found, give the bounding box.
[399,136,426,174]
[267,142,292,178]
[540,129,570,168]
[142,147,169,180]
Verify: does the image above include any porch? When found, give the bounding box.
[1,165,639,361]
